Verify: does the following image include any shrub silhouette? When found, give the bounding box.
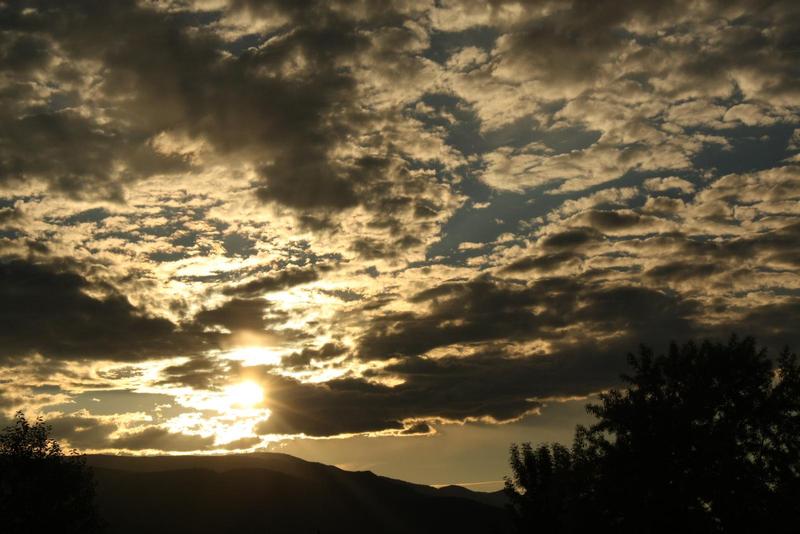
[0,412,101,533]
[506,336,800,534]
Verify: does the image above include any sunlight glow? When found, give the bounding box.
[224,346,283,366]
[223,381,264,408]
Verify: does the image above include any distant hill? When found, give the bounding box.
[86,453,512,534]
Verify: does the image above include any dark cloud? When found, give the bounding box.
[496,1,640,90]
[723,301,800,350]
[253,341,625,437]
[0,388,25,409]
[645,262,720,282]
[496,0,800,100]
[0,258,213,361]
[223,266,321,298]
[0,110,189,201]
[219,436,262,450]
[156,356,240,391]
[540,227,604,250]
[501,251,583,273]
[281,343,348,368]
[254,374,405,437]
[0,31,50,73]
[1,0,799,451]
[48,414,118,449]
[248,275,798,438]
[724,222,800,267]
[655,222,800,268]
[408,279,469,303]
[572,285,699,337]
[584,210,644,232]
[359,273,702,361]
[0,206,23,226]
[400,422,433,435]
[195,298,271,331]
[359,275,583,359]
[111,426,215,452]
[0,0,440,214]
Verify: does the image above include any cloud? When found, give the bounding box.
[195,298,272,331]
[0,0,431,215]
[501,251,584,274]
[48,414,118,449]
[156,356,239,390]
[223,266,321,298]
[281,343,348,368]
[359,273,698,361]
[111,426,215,452]
[539,227,604,250]
[0,110,189,201]
[644,177,696,193]
[0,258,212,361]
[645,262,720,283]
[1,0,799,451]
[253,339,633,437]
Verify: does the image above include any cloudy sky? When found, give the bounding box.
[1,0,799,488]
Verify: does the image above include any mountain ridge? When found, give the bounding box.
[86,452,512,533]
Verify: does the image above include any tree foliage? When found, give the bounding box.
[0,412,101,533]
[506,336,800,533]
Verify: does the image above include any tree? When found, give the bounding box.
[505,443,578,533]
[0,412,102,533]
[505,336,800,534]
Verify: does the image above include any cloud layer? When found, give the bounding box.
[0,0,798,454]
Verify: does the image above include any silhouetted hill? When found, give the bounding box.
[87,453,512,534]
[432,484,508,508]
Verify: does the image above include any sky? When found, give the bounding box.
[1,0,799,490]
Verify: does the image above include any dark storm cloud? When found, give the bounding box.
[0,258,213,361]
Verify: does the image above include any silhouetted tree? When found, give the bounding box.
[506,443,574,533]
[0,412,101,533]
[506,336,800,534]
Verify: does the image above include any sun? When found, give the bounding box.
[222,381,264,408]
